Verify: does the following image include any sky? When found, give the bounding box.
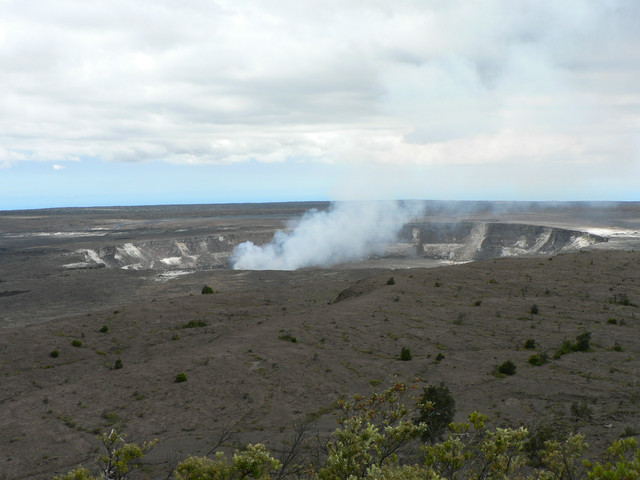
[1,0,639,210]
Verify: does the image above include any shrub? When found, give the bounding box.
[570,400,592,419]
[528,353,548,366]
[524,422,568,467]
[50,350,60,358]
[530,304,539,315]
[574,331,591,352]
[175,444,280,480]
[54,429,156,480]
[417,383,456,443]
[175,372,188,383]
[435,353,445,362]
[201,285,214,294]
[554,331,592,358]
[498,360,517,376]
[400,346,412,361]
[99,325,109,333]
[278,333,297,343]
[607,318,618,324]
[114,359,123,370]
[524,338,536,349]
[71,339,82,347]
[183,320,207,329]
[386,277,395,285]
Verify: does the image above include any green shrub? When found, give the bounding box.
[99,325,109,333]
[50,350,60,358]
[278,333,297,343]
[608,317,618,324]
[524,422,568,467]
[416,383,456,443]
[524,338,536,349]
[498,360,517,376]
[528,353,548,366]
[386,277,395,285]
[530,304,539,315]
[400,346,412,361]
[71,339,82,347]
[183,320,208,329]
[175,372,188,383]
[435,353,445,362]
[201,285,214,294]
[114,359,123,370]
[574,331,591,352]
[554,331,592,358]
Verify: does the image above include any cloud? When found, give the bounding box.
[1,0,639,198]
[52,164,65,170]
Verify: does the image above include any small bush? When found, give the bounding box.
[400,347,412,361]
[554,331,592,358]
[175,372,188,383]
[524,422,568,467]
[473,300,482,306]
[530,304,539,315]
[416,383,456,443]
[574,332,591,352]
[183,320,208,329]
[570,400,592,419]
[50,350,60,358]
[114,359,123,370]
[435,353,445,363]
[607,318,618,324]
[498,360,517,376]
[201,285,214,294]
[71,339,82,348]
[278,334,297,343]
[524,338,536,349]
[386,277,395,285]
[528,353,548,366]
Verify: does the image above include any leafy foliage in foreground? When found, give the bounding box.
[54,384,640,480]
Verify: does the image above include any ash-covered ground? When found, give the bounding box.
[1,201,640,480]
[2,201,639,328]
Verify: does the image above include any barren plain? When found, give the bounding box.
[1,201,640,479]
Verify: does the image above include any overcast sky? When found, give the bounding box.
[1,0,639,209]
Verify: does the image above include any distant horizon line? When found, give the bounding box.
[3,198,639,214]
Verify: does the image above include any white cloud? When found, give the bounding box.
[1,0,638,198]
[53,164,65,170]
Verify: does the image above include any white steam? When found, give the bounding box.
[231,201,423,270]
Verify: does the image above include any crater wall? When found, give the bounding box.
[64,222,608,271]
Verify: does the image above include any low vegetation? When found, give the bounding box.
[554,331,591,359]
[497,360,517,376]
[399,346,412,361]
[54,384,640,480]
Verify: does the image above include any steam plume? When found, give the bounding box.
[231,201,423,270]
